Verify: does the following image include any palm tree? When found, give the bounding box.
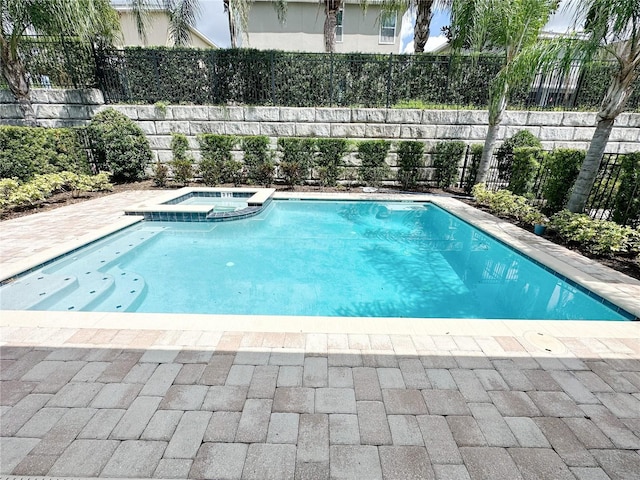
[565,0,640,213]
[0,0,119,125]
[381,0,450,53]
[128,0,202,47]
[324,0,343,52]
[223,0,287,48]
[449,0,560,185]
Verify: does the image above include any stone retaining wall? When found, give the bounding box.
[1,89,639,164]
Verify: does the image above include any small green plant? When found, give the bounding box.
[549,210,640,257]
[357,140,391,187]
[152,161,169,187]
[0,171,112,211]
[496,130,541,182]
[170,133,193,186]
[277,138,316,188]
[87,108,152,182]
[541,148,585,214]
[316,138,349,187]
[472,183,545,226]
[154,101,168,117]
[242,135,274,186]
[432,141,465,189]
[612,152,640,226]
[198,134,237,185]
[508,147,541,196]
[463,144,483,194]
[396,141,425,190]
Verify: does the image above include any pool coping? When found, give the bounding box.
[1,190,639,336]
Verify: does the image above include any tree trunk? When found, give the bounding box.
[565,118,614,213]
[324,0,341,53]
[413,0,434,53]
[0,38,37,126]
[474,84,508,184]
[224,0,238,48]
[566,63,637,213]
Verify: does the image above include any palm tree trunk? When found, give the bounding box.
[324,0,341,53]
[475,83,508,184]
[0,38,37,126]
[414,0,434,53]
[566,64,637,213]
[224,0,238,48]
[566,118,614,213]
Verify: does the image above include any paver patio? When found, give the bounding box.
[1,191,639,479]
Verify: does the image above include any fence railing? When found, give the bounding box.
[4,39,639,111]
[480,150,639,226]
[95,48,640,110]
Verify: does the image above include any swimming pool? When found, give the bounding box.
[0,200,633,320]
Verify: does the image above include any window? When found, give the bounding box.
[335,8,344,43]
[379,12,397,44]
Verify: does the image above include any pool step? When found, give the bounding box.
[91,268,147,312]
[0,273,78,310]
[33,271,116,312]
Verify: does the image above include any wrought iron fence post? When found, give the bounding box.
[329,53,335,107]
[270,51,276,105]
[152,50,162,103]
[385,53,393,109]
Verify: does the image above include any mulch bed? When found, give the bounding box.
[3,181,639,281]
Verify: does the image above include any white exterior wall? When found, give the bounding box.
[117,11,216,48]
[246,1,401,53]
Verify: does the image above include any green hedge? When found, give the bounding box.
[541,148,584,214]
[278,138,317,187]
[0,126,89,181]
[316,139,349,187]
[508,147,541,196]
[87,109,152,182]
[432,141,465,188]
[357,140,391,187]
[396,141,425,190]
[613,152,640,227]
[496,130,542,183]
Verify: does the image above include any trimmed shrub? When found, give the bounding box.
[612,152,640,227]
[463,144,483,194]
[87,108,152,182]
[152,161,169,187]
[541,148,584,214]
[396,141,424,190]
[472,183,546,226]
[508,147,541,196]
[316,138,349,187]
[170,133,193,186]
[550,210,640,257]
[357,140,391,187]
[242,135,274,186]
[277,138,316,187]
[197,134,237,185]
[496,130,541,182]
[432,140,465,188]
[0,126,89,181]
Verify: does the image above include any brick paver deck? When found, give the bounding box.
[1,191,639,479]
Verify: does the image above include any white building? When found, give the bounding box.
[245,0,404,53]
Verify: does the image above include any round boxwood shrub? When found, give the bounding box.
[87,109,152,182]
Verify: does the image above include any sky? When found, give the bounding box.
[193,0,579,52]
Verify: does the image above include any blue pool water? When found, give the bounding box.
[0,200,632,320]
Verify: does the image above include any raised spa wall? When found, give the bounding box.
[1,89,639,166]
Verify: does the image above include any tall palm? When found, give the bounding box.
[324,0,343,52]
[450,0,560,184]
[565,0,640,213]
[0,0,119,125]
[381,0,451,53]
[128,0,202,46]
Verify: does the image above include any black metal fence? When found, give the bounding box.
[4,39,639,111]
[480,150,639,226]
[95,48,640,110]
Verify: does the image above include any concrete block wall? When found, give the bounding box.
[1,89,639,167]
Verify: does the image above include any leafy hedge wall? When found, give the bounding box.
[0,126,90,181]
